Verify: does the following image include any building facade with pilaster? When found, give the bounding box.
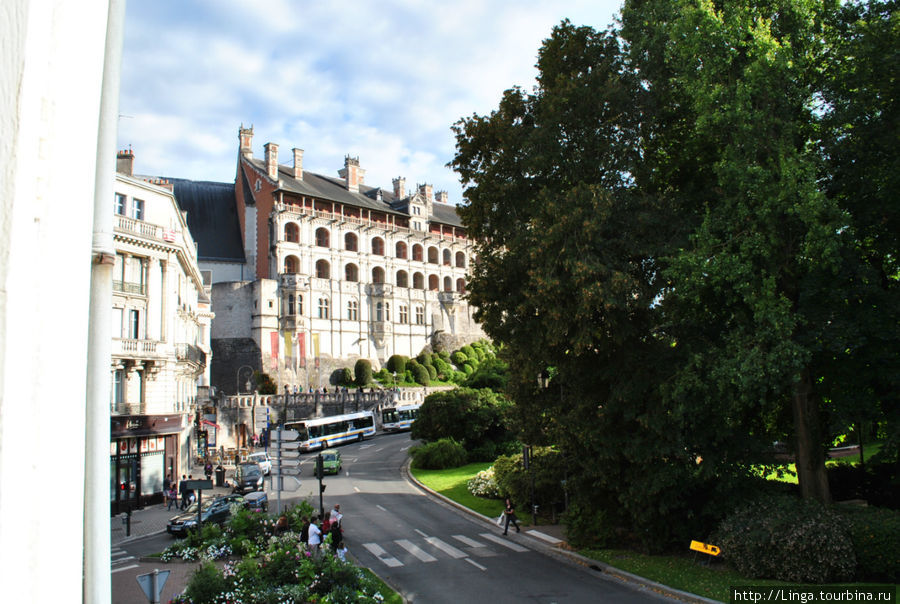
[110,150,213,514]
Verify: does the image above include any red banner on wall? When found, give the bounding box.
[270,332,279,359]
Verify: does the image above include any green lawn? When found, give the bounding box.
[766,442,884,484]
[410,463,506,520]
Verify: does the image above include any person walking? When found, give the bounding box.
[502,497,520,535]
[299,516,310,546]
[330,503,342,528]
[163,474,172,508]
[204,460,213,481]
[178,475,188,510]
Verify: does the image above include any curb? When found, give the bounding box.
[403,460,722,604]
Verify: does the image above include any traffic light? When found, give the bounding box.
[315,454,324,480]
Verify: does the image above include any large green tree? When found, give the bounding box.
[451,0,897,544]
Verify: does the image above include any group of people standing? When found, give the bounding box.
[163,474,201,511]
[277,503,347,560]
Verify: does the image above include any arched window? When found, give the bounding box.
[345,263,359,282]
[372,267,385,284]
[315,259,330,279]
[287,294,295,315]
[455,251,466,268]
[456,278,466,293]
[395,241,407,259]
[413,272,425,290]
[412,244,424,262]
[284,223,299,243]
[442,249,451,265]
[283,255,300,274]
[427,246,439,264]
[428,274,439,291]
[315,227,330,248]
[443,276,452,292]
[345,232,358,251]
[371,237,385,256]
[396,270,408,288]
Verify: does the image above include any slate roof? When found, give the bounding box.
[169,178,245,262]
[245,158,463,229]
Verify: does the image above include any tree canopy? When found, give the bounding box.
[450,0,898,547]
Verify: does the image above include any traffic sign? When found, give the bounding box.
[136,569,170,604]
[270,429,299,441]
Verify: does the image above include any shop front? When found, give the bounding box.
[110,414,187,515]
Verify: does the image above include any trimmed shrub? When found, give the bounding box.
[410,438,468,469]
[386,354,409,374]
[425,364,437,380]
[563,502,616,548]
[336,367,352,386]
[461,344,476,358]
[467,466,501,498]
[417,353,434,367]
[353,359,372,387]
[715,495,856,583]
[839,505,900,582]
[461,363,475,375]
[410,362,430,385]
[451,351,468,366]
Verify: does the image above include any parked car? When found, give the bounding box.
[248,451,272,475]
[233,462,264,494]
[321,449,342,475]
[243,490,268,512]
[166,494,244,537]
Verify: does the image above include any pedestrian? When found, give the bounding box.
[330,517,343,550]
[204,460,213,481]
[502,496,520,535]
[275,514,289,535]
[179,475,188,510]
[308,515,322,552]
[330,503,342,528]
[187,474,196,505]
[163,474,172,506]
[321,511,332,534]
[335,542,348,562]
[167,485,178,511]
[300,516,310,546]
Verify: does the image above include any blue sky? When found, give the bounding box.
[117,0,623,204]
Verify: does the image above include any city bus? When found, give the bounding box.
[381,403,421,432]
[284,411,376,451]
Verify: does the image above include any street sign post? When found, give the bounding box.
[136,569,170,604]
[271,427,302,515]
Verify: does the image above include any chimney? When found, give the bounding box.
[116,148,134,176]
[392,177,406,199]
[418,183,434,203]
[435,190,449,204]
[292,148,304,180]
[339,156,361,193]
[264,142,279,180]
[239,124,254,158]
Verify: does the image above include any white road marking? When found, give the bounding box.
[353,486,360,492]
[414,528,429,538]
[363,543,403,567]
[479,532,528,552]
[400,445,411,451]
[465,558,487,571]
[395,539,437,562]
[111,564,139,574]
[425,536,467,559]
[376,504,387,512]
[527,530,563,544]
[452,535,485,548]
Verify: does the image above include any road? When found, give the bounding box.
[114,432,669,603]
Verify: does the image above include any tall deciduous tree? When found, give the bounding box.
[451,0,896,544]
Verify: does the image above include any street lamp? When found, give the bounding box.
[237,365,253,394]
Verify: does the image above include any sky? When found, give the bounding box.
[117,0,624,205]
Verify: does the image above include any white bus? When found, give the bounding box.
[284,411,376,451]
[381,403,421,432]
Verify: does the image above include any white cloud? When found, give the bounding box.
[118,0,624,202]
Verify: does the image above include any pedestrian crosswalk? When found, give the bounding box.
[359,531,529,569]
[111,546,138,574]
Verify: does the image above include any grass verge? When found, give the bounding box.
[410,462,505,520]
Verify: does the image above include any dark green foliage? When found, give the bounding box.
[715,496,856,583]
[335,367,353,386]
[451,351,468,366]
[184,561,227,604]
[492,447,568,522]
[409,361,430,385]
[353,359,372,387]
[463,357,508,391]
[432,357,454,380]
[410,438,468,469]
[253,371,276,394]
[461,345,476,359]
[411,388,514,461]
[386,354,409,374]
[563,502,615,549]
[838,505,900,582]
[425,364,437,380]
[416,353,434,367]
[461,363,475,375]
[828,460,900,510]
